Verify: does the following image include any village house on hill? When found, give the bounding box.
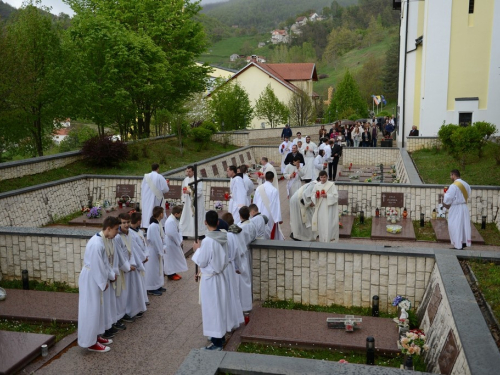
[207,61,319,129]
[271,29,289,44]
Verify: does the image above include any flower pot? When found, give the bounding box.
[118,202,123,208]
[391,217,397,224]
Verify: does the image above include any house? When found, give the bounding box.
[230,54,240,62]
[309,13,319,22]
[196,62,237,93]
[290,23,302,35]
[258,42,266,48]
[397,0,500,145]
[271,29,289,44]
[246,55,266,63]
[206,62,319,129]
[296,16,307,26]
[52,128,70,144]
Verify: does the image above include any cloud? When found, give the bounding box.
[5,0,74,16]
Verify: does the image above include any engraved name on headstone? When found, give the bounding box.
[212,164,219,176]
[438,330,459,375]
[381,192,404,207]
[239,154,245,164]
[427,284,442,326]
[116,184,136,198]
[338,190,349,206]
[164,185,182,199]
[210,186,231,201]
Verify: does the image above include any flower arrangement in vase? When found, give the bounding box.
[87,206,102,219]
[398,329,429,370]
[386,208,399,223]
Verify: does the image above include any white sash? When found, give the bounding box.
[312,181,334,232]
[257,185,273,221]
[144,173,164,204]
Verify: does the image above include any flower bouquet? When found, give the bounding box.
[399,329,428,358]
[87,206,102,219]
[214,201,223,211]
[364,178,372,183]
[81,206,90,213]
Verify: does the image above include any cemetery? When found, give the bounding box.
[0,133,499,374]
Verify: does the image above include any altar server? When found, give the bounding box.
[249,204,268,240]
[284,156,305,198]
[144,206,166,296]
[129,212,149,305]
[164,205,188,280]
[227,165,247,223]
[257,157,279,192]
[279,136,292,173]
[239,164,255,206]
[236,206,257,312]
[301,136,318,182]
[254,171,283,240]
[179,165,207,238]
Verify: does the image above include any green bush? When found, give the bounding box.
[348,113,361,121]
[191,127,213,151]
[473,121,497,139]
[81,136,128,166]
[450,126,483,169]
[377,110,391,117]
[59,126,98,152]
[200,121,219,135]
[437,123,459,151]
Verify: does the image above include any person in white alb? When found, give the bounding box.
[311,171,339,243]
[163,205,188,280]
[314,149,327,175]
[239,164,255,206]
[284,156,305,198]
[141,163,169,229]
[227,165,247,223]
[302,136,318,182]
[289,181,318,241]
[179,165,207,238]
[279,136,292,173]
[256,157,279,192]
[292,132,304,145]
[254,171,283,240]
[236,206,257,312]
[144,206,166,296]
[443,169,472,250]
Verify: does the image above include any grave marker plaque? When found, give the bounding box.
[116,184,136,198]
[212,164,219,176]
[427,284,442,326]
[338,190,348,206]
[438,330,459,375]
[247,151,252,160]
[231,157,237,166]
[381,192,404,207]
[210,186,230,201]
[164,185,182,200]
[239,154,245,164]
[200,168,208,178]
[438,194,444,203]
[222,160,228,171]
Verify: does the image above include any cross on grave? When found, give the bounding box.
[326,315,363,332]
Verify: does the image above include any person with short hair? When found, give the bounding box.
[141,163,170,229]
[192,211,231,351]
[180,165,207,238]
[129,212,149,305]
[254,171,283,240]
[409,125,419,136]
[283,144,305,167]
[236,206,257,312]
[301,135,318,182]
[311,171,339,243]
[280,123,292,140]
[256,157,279,192]
[292,132,303,145]
[78,216,121,352]
[145,206,166,296]
[443,170,472,250]
[164,205,188,280]
[279,136,293,173]
[249,204,268,239]
[239,164,255,206]
[284,156,305,198]
[227,165,247,223]
[330,138,342,181]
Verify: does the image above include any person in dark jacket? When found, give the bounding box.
[281,124,292,140]
[409,126,419,136]
[283,144,305,166]
[330,139,342,181]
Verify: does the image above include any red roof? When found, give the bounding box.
[264,63,318,81]
[55,128,70,136]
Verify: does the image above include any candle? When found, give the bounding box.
[444,186,448,193]
[315,190,320,198]
[224,192,229,200]
[321,189,326,196]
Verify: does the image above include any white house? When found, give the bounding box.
[309,13,319,22]
[52,128,70,144]
[397,0,500,146]
[246,55,266,63]
[230,54,240,62]
[295,16,307,26]
[271,29,289,44]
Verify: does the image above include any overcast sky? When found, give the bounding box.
[5,0,226,16]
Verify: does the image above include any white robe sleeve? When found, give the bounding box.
[113,236,131,272]
[165,217,182,247]
[147,224,163,257]
[89,243,108,291]
[192,244,211,268]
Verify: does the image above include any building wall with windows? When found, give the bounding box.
[397,0,500,144]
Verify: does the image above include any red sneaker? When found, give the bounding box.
[174,274,182,280]
[97,336,113,345]
[88,342,111,352]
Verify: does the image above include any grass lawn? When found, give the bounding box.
[0,319,77,342]
[468,261,500,325]
[237,343,426,371]
[351,217,372,238]
[413,220,437,242]
[473,223,500,246]
[410,145,500,185]
[0,137,237,193]
[201,35,268,67]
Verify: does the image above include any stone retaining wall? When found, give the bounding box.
[342,147,400,167]
[250,242,435,313]
[211,131,249,147]
[406,137,441,152]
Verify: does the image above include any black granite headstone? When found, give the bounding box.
[438,330,459,375]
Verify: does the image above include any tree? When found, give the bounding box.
[288,89,314,126]
[323,26,358,63]
[450,126,483,170]
[0,1,65,156]
[254,85,289,128]
[382,37,400,100]
[354,55,384,106]
[208,80,253,130]
[326,70,368,121]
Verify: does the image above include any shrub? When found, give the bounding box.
[449,126,483,170]
[377,110,391,117]
[59,126,98,152]
[437,123,459,151]
[81,135,128,166]
[200,121,219,135]
[473,121,497,139]
[190,127,213,151]
[348,113,361,121]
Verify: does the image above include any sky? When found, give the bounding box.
[5,0,226,16]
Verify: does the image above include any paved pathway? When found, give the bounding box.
[35,180,499,374]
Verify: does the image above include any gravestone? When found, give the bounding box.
[239,154,245,164]
[247,151,252,160]
[70,207,137,227]
[210,186,230,201]
[438,330,459,375]
[116,184,135,198]
[231,157,237,166]
[200,168,208,178]
[212,164,219,176]
[222,160,228,171]
[371,217,416,241]
[431,220,485,244]
[337,190,355,238]
[338,190,348,206]
[381,192,404,207]
[427,284,442,326]
[164,185,182,200]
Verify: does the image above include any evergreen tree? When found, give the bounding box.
[326,69,368,121]
[382,37,400,100]
[254,84,289,128]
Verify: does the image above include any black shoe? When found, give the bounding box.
[102,330,115,339]
[145,301,151,305]
[121,314,135,323]
[157,287,166,292]
[108,327,119,334]
[113,322,126,330]
[136,312,144,318]
[148,290,162,296]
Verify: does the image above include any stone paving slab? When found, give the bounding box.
[0,331,55,375]
[431,219,485,245]
[0,289,78,323]
[240,306,400,354]
[371,217,416,242]
[339,215,355,238]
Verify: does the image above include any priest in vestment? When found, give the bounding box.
[279,136,292,173]
[284,157,305,198]
[254,171,283,240]
[311,171,339,243]
[239,164,255,206]
[227,165,247,223]
[163,206,188,280]
[301,136,318,182]
[257,157,279,192]
[179,165,207,238]
[141,163,169,229]
[289,181,317,241]
[443,169,472,250]
[192,211,230,351]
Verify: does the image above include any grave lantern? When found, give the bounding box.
[375,207,380,218]
[420,212,425,227]
[372,296,379,317]
[366,336,375,365]
[432,208,437,220]
[22,269,29,290]
[360,210,365,224]
[481,215,487,230]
